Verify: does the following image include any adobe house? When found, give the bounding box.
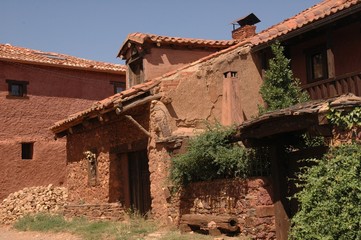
[50,0,361,238]
[117,32,239,88]
[0,44,126,200]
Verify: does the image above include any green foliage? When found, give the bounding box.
[14,213,70,232]
[290,143,361,240]
[327,107,361,129]
[259,41,309,113]
[14,213,157,240]
[170,124,268,187]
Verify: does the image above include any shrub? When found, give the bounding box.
[290,143,361,239]
[259,41,309,113]
[327,106,361,129]
[170,124,267,187]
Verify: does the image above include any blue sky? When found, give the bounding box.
[1,0,320,64]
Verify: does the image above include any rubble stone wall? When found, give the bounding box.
[64,203,125,221]
[171,178,276,239]
[66,105,150,205]
[0,185,67,224]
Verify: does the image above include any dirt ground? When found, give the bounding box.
[0,225,81,240]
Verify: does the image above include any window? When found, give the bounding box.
[110,81,126,94]
[306,47,328,82]
[21,142,34,160]
[6,80,29,98]
[128,58,144,87]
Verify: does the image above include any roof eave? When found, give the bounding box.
[252,2,361,52]
[0,58,126,74]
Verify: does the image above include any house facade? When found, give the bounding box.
[0,44,126,200]
[50,0,361,239]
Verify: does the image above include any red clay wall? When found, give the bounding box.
[0,61,125,200]
[143,47,220,81]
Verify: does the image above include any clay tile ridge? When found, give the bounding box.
[117,32,238,58]
[50,79,161,133]
[128,32,237,47]
[0,43,126,73]
[251,0,361,46]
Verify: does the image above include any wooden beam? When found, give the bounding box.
[124,115,151,137]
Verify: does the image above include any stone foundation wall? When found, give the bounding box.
[63,203,125,221]
[170,178,276,239]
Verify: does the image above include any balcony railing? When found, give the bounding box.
[302,71,361,100]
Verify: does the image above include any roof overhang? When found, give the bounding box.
[235,94,361,145]
[50,80,161,136]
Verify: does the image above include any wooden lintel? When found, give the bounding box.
[124,115,151,137]
[240,115,318,139]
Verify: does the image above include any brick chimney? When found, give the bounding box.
[231,13,260,41]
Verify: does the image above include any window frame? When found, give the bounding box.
[110,81,126,94]
[6,80,29,98]
[306,46,328,83]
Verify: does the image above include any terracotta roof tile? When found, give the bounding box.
[251,0,361,46]
[0,43,126,73]
[118,32,238,58]
[51,0,361,134]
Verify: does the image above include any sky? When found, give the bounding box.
[1,0,321,64]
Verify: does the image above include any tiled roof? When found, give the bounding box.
[0,43,126,73]
[51,0,361,133]
[117,32,238,58]
[50,79,161,133]
[251,0,361,46]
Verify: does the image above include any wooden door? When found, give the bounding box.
[128,150,151,215]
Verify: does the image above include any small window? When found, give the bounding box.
[6,80,29,98]
[22,142,34,160]
[306,47,328,82]
[110,81,126,94]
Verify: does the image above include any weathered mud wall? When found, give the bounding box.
[159,44,264,128]
[66,105,150,205]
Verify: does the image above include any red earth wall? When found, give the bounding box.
[0,61,125,200]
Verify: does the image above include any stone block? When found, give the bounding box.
[256,205,275,218]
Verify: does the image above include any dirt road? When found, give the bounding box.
[0,225,81,240]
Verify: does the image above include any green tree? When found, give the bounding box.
[290,143,361,240]
[259,41,309,113]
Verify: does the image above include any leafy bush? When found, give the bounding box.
[327,106,361,129]
[290,143,361,239]
[170,124,263,187]
[259,41,309,113]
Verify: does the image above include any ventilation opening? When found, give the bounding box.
[223,71,238,78]
[22,142,34,160]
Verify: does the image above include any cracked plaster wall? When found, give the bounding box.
[160,45,264,129]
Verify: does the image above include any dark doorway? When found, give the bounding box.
[128,150,151,215]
